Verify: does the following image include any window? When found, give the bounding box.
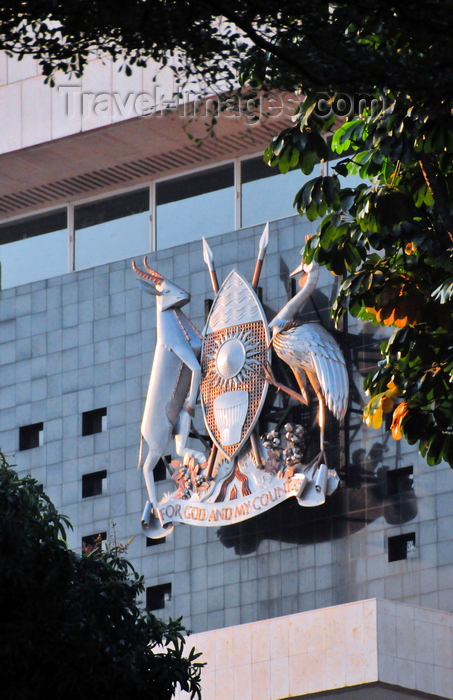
[156,163,234,248]
[82,532,107,553]
[0,209,67,289]
[154,455,171,482]
[386,466,413,496]
[74,188,149,270]
[146,537,165,547]
[82,470,107,498]
[241,156,318,228]
[1,151,321,288]
[204,298,214,322]
[146,583,172,611]
[19,422,44,450]
[82,408,107,436]
[388,532,416,562]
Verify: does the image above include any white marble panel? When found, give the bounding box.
[51,72,82,139]
[111,60,143,123]
[21,76,52,146]
[80,57,112,131]
[142,60,175,117]
[0,52,7,86]
[0,81,22,153]
[7,54,38,83]
[175,600,453,700]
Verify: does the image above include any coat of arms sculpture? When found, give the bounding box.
[133,225,349,538]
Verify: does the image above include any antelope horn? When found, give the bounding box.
[143,256,164,282]
[132,260,157,282]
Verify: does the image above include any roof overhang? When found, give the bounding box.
[0,103,290,220]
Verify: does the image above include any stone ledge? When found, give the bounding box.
[175,599,453,700]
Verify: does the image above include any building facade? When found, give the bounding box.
[1,53,452,699]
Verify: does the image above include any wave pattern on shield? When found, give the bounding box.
[201,270,270,460]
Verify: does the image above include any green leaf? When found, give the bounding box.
[322,176,339,206]
[331,119,362,153]
[424,432,445,466]
[306,200,319,221]
[300,146,316,175]
[311,177,324,204]
[278,143,293,174]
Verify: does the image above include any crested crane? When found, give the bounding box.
[267,258,349,460]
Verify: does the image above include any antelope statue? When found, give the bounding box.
[132,258,205,537]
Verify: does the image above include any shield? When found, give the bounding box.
[200,270,271,460]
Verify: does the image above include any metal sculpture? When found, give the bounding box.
[200,268,270,461]
[267,257,349,465]
[132,258,205,537]
[133,228,349,537]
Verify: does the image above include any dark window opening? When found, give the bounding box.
[146,583,172,611]
[146,537,165,547]
[82,408,107,436]
[156,164,234,206]
[82,470,107,498]
[387,466,413,497]
[204,298,213,321]
[82,532,107,554]
[241,156,282,184]
[388,532,416,562]
[154,455,171,482]
[19,422,43,451]
[74,189,149,230]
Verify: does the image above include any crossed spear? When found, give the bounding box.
[202,221,269,295]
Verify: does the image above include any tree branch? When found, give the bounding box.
[201,0,321,86]
[419,155,453,244]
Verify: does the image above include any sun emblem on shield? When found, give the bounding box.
[204,328,262,390]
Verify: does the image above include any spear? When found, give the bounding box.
[201,237,220,479]
[251,222,269,291]
[202,237,219,294]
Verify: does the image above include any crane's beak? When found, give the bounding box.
[289,262,305,277]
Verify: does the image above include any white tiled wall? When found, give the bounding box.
[0,218,452,637]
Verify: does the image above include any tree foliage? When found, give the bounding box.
[262,64,453,469]
[1,1,451,94]
[0,455,203,700]
[3,2,453,466]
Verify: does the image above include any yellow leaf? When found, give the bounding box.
[391,423,403,440]
[365,307,377,316]
[371,406,383,429]
[390,402,409,440]
[386,381,398,397]
[383,309,396,326]
[381,396,394,413]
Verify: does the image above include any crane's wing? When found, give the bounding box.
[279,322,349,420]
